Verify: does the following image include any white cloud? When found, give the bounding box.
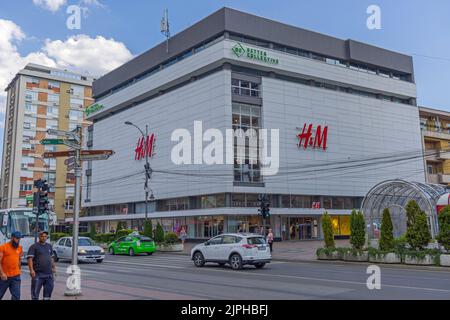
[0,19,133,116]
[43,35,133,77]
[32,0,67,12]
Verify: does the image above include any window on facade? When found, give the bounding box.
[70,98,84,109]
[69,110,84,121]
[71,85,84,98]
[21,170,33,179]
[47,106,59,117]
[23,122,31,130]
[46,119,58,130]
[48,81,60,89]
[232,78,260,97]
[232,194,246,207]
[47,94,59,105]
[25,91,38,102]
[20,184,33,191]
[233,103,262,183]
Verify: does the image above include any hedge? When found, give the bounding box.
[164,232,180,244]
[50,232,69,241]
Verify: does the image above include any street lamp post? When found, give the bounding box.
[125,121,152,224]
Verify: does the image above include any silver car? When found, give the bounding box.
[53,237,105,263]
[191,233,272,270]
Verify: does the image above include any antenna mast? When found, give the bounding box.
[160,9,170,53]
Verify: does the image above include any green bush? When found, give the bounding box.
[405,200,431,250]
[89,224,97,238]
[143,220,153,238]
[379,208,394,251]
[79,232,92,238]
[321,211,335,248]
[164,232,180,245]
[350,210,366,250]
[393,235,408,255]
[403,248,441,265]
[116,221,127,231]
[50,232,69,241]
[116,229,133,239]
[155,223,164,243]
[437,206,450,251]
[93,233,116,244]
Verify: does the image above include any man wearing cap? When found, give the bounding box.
[0,231,24,300]
[27,231,56,300]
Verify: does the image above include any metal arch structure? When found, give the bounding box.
[360,179,448,241]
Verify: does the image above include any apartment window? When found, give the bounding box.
[47,158,56,170]
[46,119,58,130]
[48,94,59,105]
[47,106,59,117]
[21,156,34,165]
[232,78,260,97]
[427,165,433,175]
[232,103,262,183]
[69,110,84,121]
[21,170,33,179]
[23,122,31,130]
[25,91,37,102]
[48,81,60,89]
[30,78,39,85]
[70,98,84,109]
[70,85,84,98]
[20,184,33,191]
[44,145,57,152]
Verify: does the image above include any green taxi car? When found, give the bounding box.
[108,234,156,256]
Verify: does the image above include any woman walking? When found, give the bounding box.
[266,228,274,253]
[179,226,187,245]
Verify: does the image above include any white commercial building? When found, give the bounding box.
[75,8,424,240]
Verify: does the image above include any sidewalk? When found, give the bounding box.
[165,239,350,262]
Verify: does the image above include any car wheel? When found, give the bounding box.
[146,252,153,255]
[53,252,59,262]
[96,259,103,263]
[109,247,115,255]
[255,263,266,269]
[129,248,135,256]
[218,263,226,267]
[193,252,205,267]
[229,254,243,270]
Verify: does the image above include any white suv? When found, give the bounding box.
[191,233,272,270]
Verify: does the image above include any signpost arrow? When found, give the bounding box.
[66,163,76,171]
[63,140,81,150]
[40,139,65,145]
[43,151,75,158]
[64,157,76,165]
[80,150,115,156]
[80,154,111,162]
[47,129,80,143]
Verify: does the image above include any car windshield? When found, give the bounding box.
[247,237,266,245]
[78,238,95,246]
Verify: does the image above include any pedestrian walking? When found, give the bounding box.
[27,231,56,300]
[179,226,187,245]
[266,228,274,253]
[0,231,24,300]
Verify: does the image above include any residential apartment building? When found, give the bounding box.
[77,8,424,240]
[1,63,94,225]
[420,106,450,186]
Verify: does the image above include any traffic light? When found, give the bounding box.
[33,179,50,216]
[258,194,270,219]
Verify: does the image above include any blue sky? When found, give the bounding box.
[1,0,450,170]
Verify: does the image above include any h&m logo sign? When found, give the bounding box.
[297,123,328,150]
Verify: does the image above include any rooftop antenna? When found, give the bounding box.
[160,8,170,54]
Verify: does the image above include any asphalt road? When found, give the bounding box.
[5,253,450,300]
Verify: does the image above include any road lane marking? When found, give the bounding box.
[104,260,185,269]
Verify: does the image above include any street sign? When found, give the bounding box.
[66,173,75,181]
[47,129,80,142]
[64,157,76,165]
[43,151,75,158]
[80,154,111,161]
[63,140,81,150]
[40,139,65,145]
[81,150,114,156]
[66,163,75,171]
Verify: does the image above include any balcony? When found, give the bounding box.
[427,174,440,184]
[438,151,450,160]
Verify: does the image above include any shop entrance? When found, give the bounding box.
[286,217,313,240]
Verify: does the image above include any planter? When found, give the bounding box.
[343,251,369,262]
[404,254,435,265]
[369,252,402,264]
[157,243,184,252]
[439,254,450,267]
[317,250,342,260]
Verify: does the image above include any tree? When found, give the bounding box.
[350,210,366,250]
[405,206,431,250]
[143,220,153,238]
[89,223,97,238]
[379,208,394,251]
[116,221,127,231]
[437,206,450,251]
[321,211,335,248]
[155,222,165,244]
[405,200,421,229]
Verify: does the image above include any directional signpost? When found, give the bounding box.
[41,127,114,297]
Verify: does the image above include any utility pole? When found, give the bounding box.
[161,9,170,53]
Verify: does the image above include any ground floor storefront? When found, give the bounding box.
[88,213,351,241]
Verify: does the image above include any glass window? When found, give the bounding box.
[48,81,60,89]
[47,106,59,117]
[48,94,59,104]
[231,78,260,97]
[46,119,58,130]
[69,110,84,121]
[70,85,84,97]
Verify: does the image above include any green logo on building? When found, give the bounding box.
[231,42,279,65]
[85,103,104,117]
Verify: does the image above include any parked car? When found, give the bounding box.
[191,233,272,270]
[53,237,105,263]
[108,234,156,256]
